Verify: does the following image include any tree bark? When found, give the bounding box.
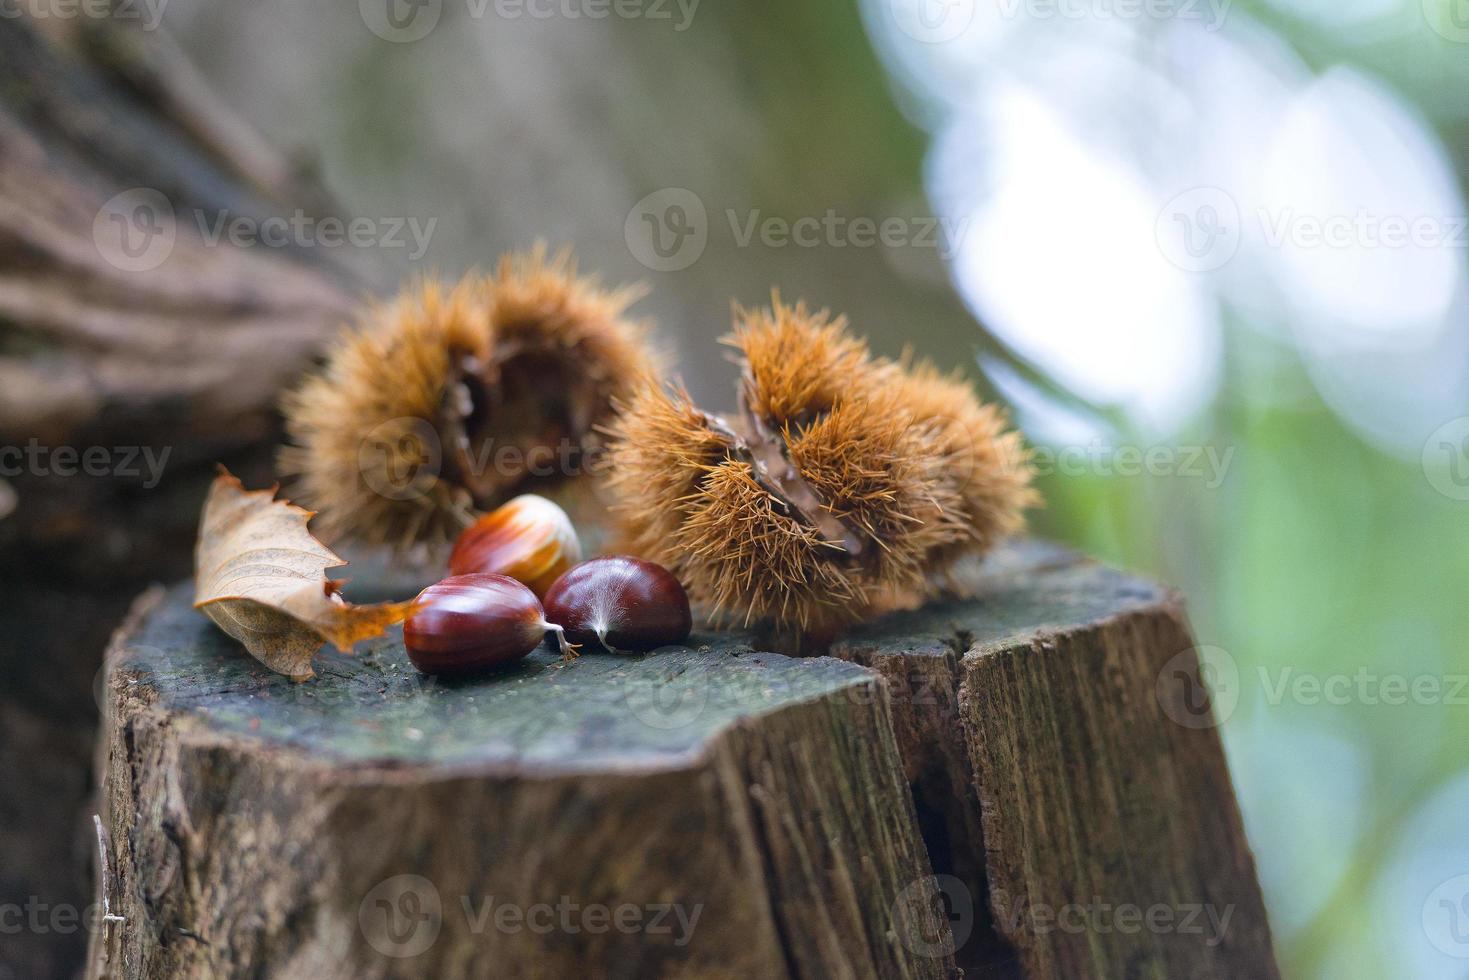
[0,17,362,979]
[93,540,1277,979]
[834,540,1278,978]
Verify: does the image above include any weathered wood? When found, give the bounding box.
[94,541,1277,979]
[0,16,361,564]
[834,540,1278,978]
[95,585,951,979]
[0,19,362,977]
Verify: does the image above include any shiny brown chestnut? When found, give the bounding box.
[542,556,692,655]
[403,573,565,675]
[448,494,581,598]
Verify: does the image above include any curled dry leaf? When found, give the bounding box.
[193,470,410,680]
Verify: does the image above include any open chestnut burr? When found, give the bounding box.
[279,245,658,553]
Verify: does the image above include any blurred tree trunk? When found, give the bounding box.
[0,16,364,978]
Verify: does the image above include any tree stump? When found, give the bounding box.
[93,541,1278,979]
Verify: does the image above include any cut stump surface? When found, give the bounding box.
[93,540,1277,980]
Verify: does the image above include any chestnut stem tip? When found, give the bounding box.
[544,622,581,661]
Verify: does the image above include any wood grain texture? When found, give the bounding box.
[833,540,1278,979]
[93,541,1277,979]
[95,585,951,979]
[0,20,362,977]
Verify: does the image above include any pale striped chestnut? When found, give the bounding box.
[448,494,582,598]
[403,573,566,675]
[542,556,691,655]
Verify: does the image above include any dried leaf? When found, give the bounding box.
[194,469,409,680]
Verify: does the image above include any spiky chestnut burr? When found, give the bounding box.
[279,246,657,551]
[603,296,1036,639]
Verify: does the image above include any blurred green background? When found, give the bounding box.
[166,0,1469,975]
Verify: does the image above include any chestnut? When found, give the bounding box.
[403,573,564,675]
[448,494,582,598]
[542,556,692,654]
